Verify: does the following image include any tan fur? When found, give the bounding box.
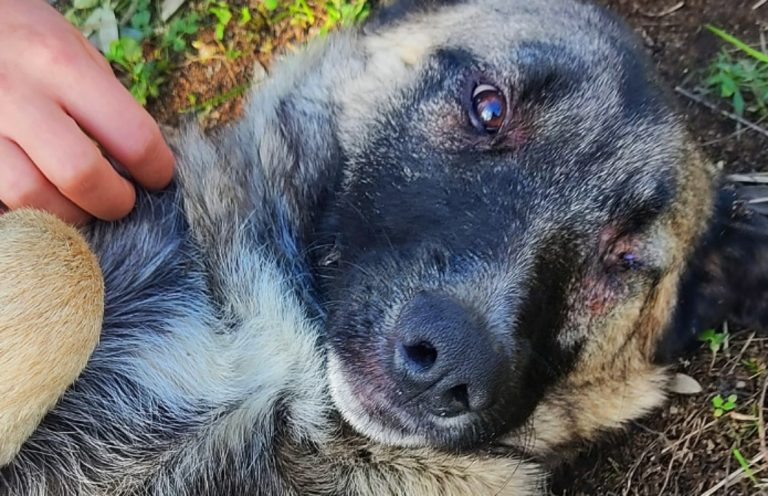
[0,210,103,465]
[353,447,544,496]
[313,440,544,496]
[506,139,719,454]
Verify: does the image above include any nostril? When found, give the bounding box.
[432,383,472,417]
[399,341,438,372]
[446,384,470,411]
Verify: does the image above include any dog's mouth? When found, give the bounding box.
[316,243,542,450]
[323,290,536,452]
[326,349,507,450]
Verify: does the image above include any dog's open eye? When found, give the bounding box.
[471,84,506,133]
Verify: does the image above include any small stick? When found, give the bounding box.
[754,0,767,10]
[758,374,768,466]
[674,86,768,140]
[641,1,685,17]
[700,452,765,496]
[727,332,756,375]
[727,173,768,184]
[661,418,719,455]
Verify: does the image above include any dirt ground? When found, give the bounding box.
[147,0,767,494]
[553,2,768,495]
[602,0,767,173]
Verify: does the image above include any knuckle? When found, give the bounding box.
[3,173,44,208]
[56,151,103,197]
[21,28,84,73]
[124,123,160,165]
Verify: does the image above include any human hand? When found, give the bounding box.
[0,0,174,225]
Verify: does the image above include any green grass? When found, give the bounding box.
[698,328,729,356]
[64,0,203,105]
[62,0,370,109]
[731,447,759,485]
[182,83,249,114]
[704,25,768,119]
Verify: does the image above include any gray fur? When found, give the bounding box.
[0,0,718,494]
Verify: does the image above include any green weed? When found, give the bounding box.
[208,2,233,41]
[731,447,758,484]
[64,0,202,106]
[162,12,200,52]
[182,84,249,114]
[262,0,369,32]
[62,0,372,110]
[698,328,729,355]
[321,0,370,34]
[105,37,168,105]
[742,357,765,376]
[711,393,737,418]
[704,25,768,118]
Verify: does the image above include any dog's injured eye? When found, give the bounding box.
[602,233,645,273]
[471,84,507,133]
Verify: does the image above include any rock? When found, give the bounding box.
[669,373,703,395]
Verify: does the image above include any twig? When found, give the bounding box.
[658,446,679,495]
[661,418,719,455]
[700,452,766,496]
[641,1,685,17]
[675,86,768,140]
[660,426,693,495]
[759,374,768,466]
[727,173,768,184]
[754,0,767,10]
[622,442,660,496]
[727,332,756,375]
[701,115,768,146]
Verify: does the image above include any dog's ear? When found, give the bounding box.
[366,0,462,29]
[658,176,768,361]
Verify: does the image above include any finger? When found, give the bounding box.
[76,33,115,76]
[7,97,137,221]
[53,58,175,191]
[0,138,90,225]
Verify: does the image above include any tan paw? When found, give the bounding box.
[0,210,103,465]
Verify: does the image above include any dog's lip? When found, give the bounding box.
[327,350,488,448]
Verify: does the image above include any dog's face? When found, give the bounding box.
[312,0,716,455]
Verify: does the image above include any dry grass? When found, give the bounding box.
[555,331,768,496]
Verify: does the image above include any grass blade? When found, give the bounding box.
[706,25,768,64]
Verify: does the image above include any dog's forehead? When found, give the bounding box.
[340,0,648,144]
[362,0,625,72]
[333,0,687,233]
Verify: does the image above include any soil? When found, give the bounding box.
[601,0,767,173]
[149,1,768,494]
[552,2,768,494]
[148,0,331,128]
[552,331,768,496]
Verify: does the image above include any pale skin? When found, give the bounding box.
[0,0,174,225]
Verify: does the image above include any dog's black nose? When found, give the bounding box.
[391,292,505,417]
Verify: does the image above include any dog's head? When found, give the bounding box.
[310,0,717,456]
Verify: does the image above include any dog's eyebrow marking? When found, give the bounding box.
[365,26,435,68]
[513,42,587,104]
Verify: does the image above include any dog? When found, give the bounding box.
[1,0,761,493]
